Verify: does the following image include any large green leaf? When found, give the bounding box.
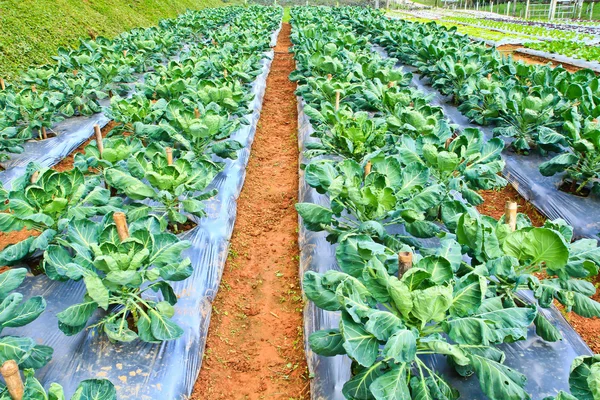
[444,306,536,345]
[342,362,385,400]
[469,353,531,400]
[71,379,117,400]
[309,329,346,356]
[340,313,379,367]
[383,329,416,363]
[370,364,410,400]
[149,309,183,341]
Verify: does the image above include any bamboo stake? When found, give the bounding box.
[30,171,39,183]
[0,78,5,91]
[398,251,413,278]
[93,124,104,158]
[505,201,517,232]
[364,161,372,178]
[1,361,24,400]
[335,91,340,111]
[194,108,200,119]
[166,147,173,166]
[113,212,130,241]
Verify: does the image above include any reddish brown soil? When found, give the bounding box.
[562,286,600,353]
[480,183,600,351]
[53,121,116,172]
[0,228,41,271]
[192,23,309,400]
[478,184,546,226]
[496,44,581,73]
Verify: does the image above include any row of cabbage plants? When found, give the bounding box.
[291,6,600,400]
[0,6,251,161]
[0,5,281,398]
[351,9,600,196]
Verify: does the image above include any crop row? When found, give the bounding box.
[355,11,600,196]
[0,5,281,398]
[291,6,600,400]
[0,6,258,161]
[442,15,596,42]
[523,40,600,63]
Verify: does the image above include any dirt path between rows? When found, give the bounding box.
[192,23,309,400]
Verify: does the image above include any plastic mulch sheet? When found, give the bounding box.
[296,95,594,400]
[372,45,600,240]
[2,28,279,398]
[0,113,110,188]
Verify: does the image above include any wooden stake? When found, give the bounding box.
[326,74,332,81]
[505,201,517,232]
[223,69,228,78]
[30,171,39,183]
[194,108,200,119]
[364,161,372,178]
[94,124,103,158]
[335,91,340,111]
[113,213,130,241]
[387,81,396,88]
[166,147,173,166]
[445,137,453,149]
[123,50,128,57]
[31,85,36,93]
[41,126,48,140]
[398,251,413,278]
[0,78,5,91]
[1,361,24,400]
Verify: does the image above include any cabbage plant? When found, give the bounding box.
[44,216,191,342]
[454,209,600,342]
[0,166,122,266]
[305,249,536,400]
[104,146,219,230]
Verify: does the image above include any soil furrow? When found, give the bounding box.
[192,23,309,400]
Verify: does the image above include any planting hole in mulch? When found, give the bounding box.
[168,218,198,234]
[558,180,591,197]
[478,184,546,226]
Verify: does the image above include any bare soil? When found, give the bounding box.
[479,183,600,352]
[562,286,600,353]
[191,23,309,400]
[478,184,546,226]
[496,44,582,73]
[0,228,41,271]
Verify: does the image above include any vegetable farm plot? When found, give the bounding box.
[291,5,600,400]
[5,3,600,400]
[0,5,282,399]
[392,9,600,68]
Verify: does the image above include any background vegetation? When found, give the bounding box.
[0,0,236,79]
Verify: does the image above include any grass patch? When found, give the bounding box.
[0,0,239,80]
[283,6,292,22]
